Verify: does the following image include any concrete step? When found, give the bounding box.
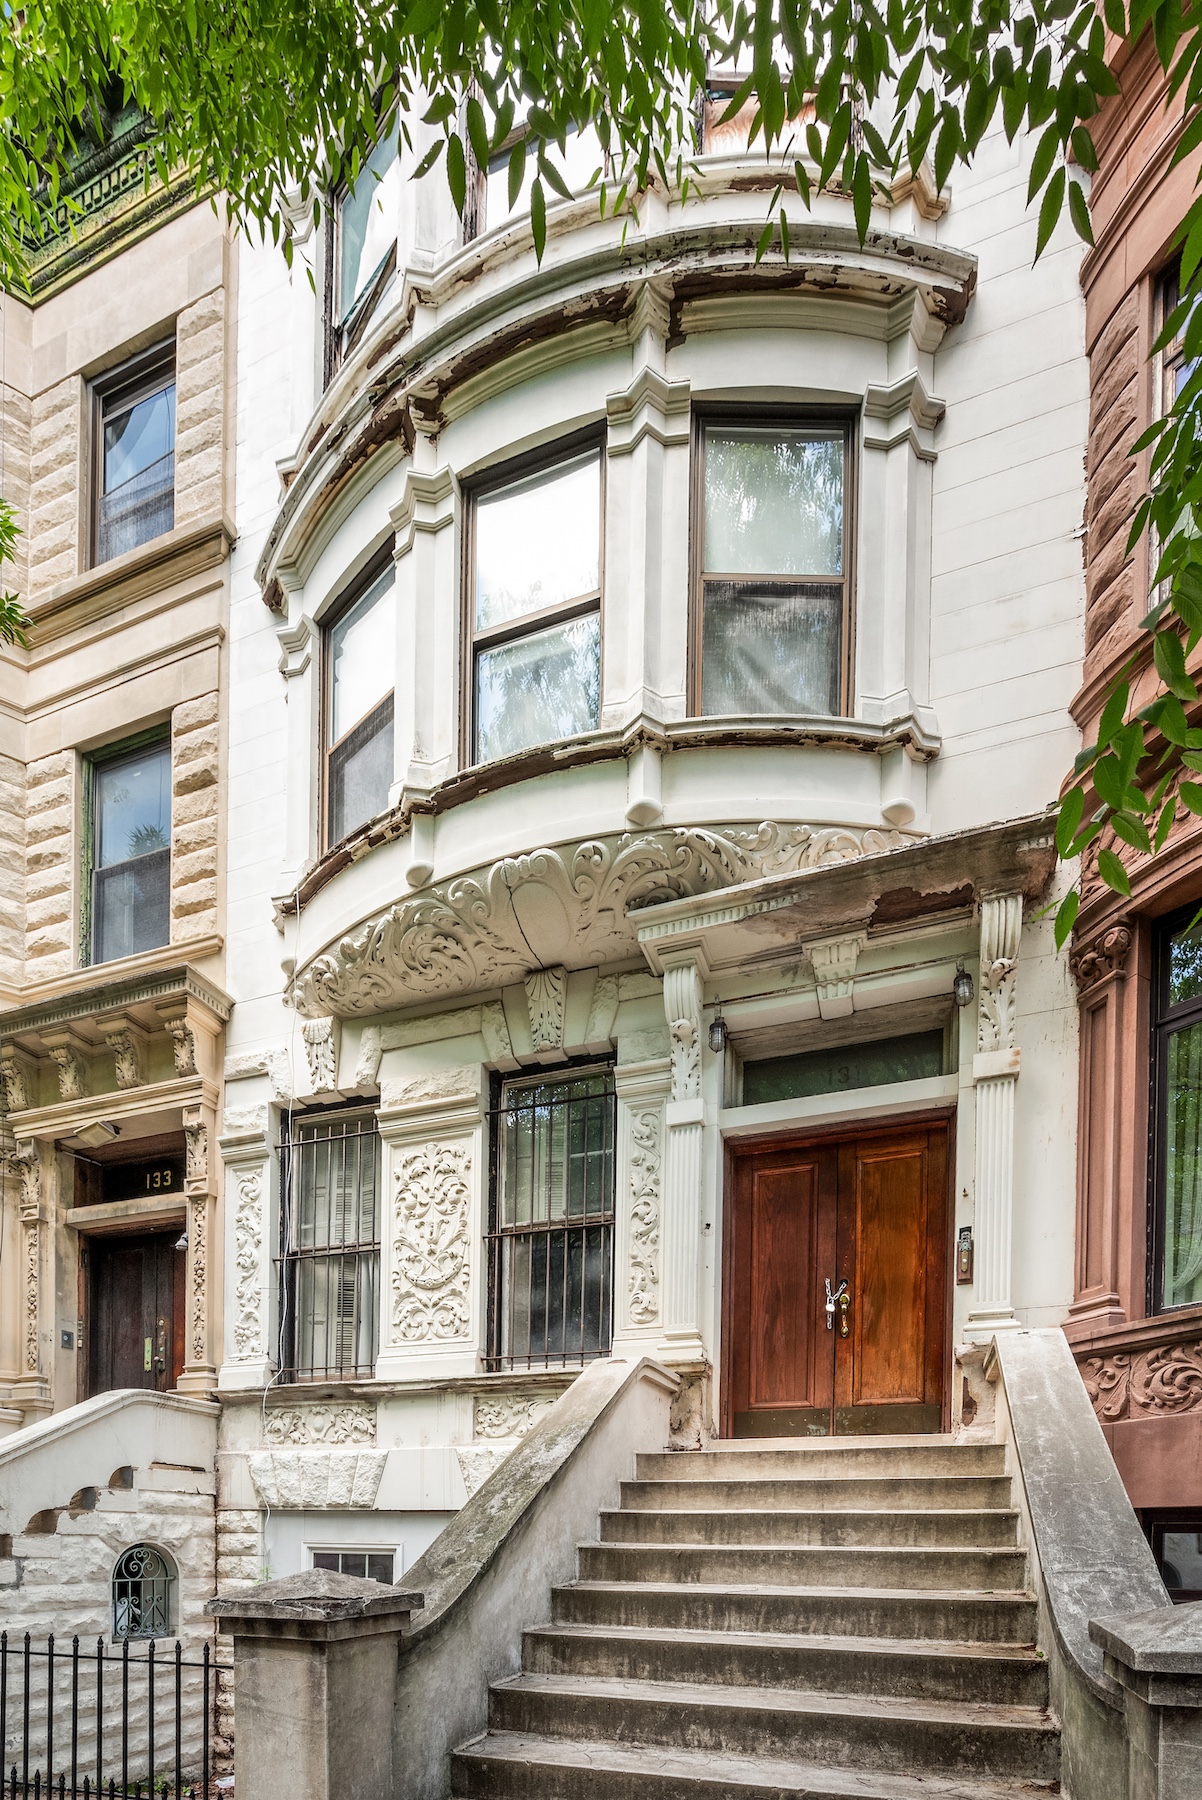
[635,1444,1007,1483]
[522,1623,1050,1707]
[487,1673,1061,1783]
[577,1541,1030,1592]
[621,1476,1015,1513]
[553,1581,1039,1644]
[599,1508,1021,1549]
[452,1732,1061,1800]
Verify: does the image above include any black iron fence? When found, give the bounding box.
[1,1634,231,1800]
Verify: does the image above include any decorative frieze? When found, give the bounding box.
[628,1107,663,1326]
[1070,921,1133,995]
[1081,1340,1202,1422]
[292,822,909,1018]
[263,1402,377,1445]
[473,1394,558,1440]
[232,1168,265,1361]
[391,1143,472,1343]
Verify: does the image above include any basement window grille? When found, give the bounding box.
[487,1066,615,1370]
[278,1109,381,1381]
[112,1543,175,1641]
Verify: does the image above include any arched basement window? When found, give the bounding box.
[112,1544,176,1640]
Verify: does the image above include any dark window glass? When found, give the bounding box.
[490,1069,615,1368]
[280,1111,381,1380]
[112,1544,175,1640]
[97,356,175,563]
[742,1031,945,1106]
[326,565,395,844]
[1147,1514,1202,1603]
[91,741,171,965]
[471,447,602,763]
[312,1548,395,1584]
[698,422,848,717]
[1153,911,1202,1310]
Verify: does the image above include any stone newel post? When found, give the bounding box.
[207,1571,422,1800]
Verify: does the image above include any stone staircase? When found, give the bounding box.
[452,1437,1061,1799]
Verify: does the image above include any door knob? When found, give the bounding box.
[838,1289,851,1339]
[824,1277,848,1330]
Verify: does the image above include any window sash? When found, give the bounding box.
[692,413,852,719]
[92,346,176,566]
[280,1112,382,1380]
[85,736,172,967]
[1152,912,1202,1313]
[323,561,396,847]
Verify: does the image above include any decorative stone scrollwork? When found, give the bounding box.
[524,966,566,1054]
[392,1143,472,1343]
[104,1024,145,1089]
[165,1016,198,1077]
[23,1217,40,1374]
[1081,1340,1202,1422]
[232,1168,264,1361]
[189,1197,208,1363]
[628,1107,663,1325]
[473,1394,558,1440]
[7,1138,41,1215]
[977,892,1023,1054]
[263,1402,377,1445]
[292,822,910,1018]
[184,1121,208,1186]
[302,1015,339,1091]
[1069,922,1133,995]
[47,1043,87,1101]
[663,960,703,1102]
[1,1047,31,1113]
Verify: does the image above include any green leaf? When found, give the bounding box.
[1156,797,1178,848]
[446,132,467,216]
[465,96,490,171]
[1054,888,1080,949]
[1057,786,1085,855]
[1097,679,1130,749]
[1036,166,1067,259]
[1096,847,1133,896]
[1154,628,1198,700]
[1112,812,1152,853]
[1068,178,1094,246]
[852,153,873,244]
[1181,780,1202,815]
[530,179,547,261]
[508,138,527,210]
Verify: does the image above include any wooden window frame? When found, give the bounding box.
[90,340,176,570]
[460,427,607,768]
[320,545,397,853]
[1148,904,1202,1314]
[81,724,172,969]
[688,404,857,721]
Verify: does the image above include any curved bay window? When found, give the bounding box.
[488,1067,615,1368]
[1152,910,1202,1310]
[112,1544,175,1640]
[468,440,603,764]
[325,559,396,846]
[695,415,851,718]
[279,1109,381,1380]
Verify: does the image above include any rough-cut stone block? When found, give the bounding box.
[28,752,72,786]
[173,762,219,796]
[173,787,219,825]
[174,724,219,766]
[172,877,218,914]
[173,847,218,886]
[174,692,220,732]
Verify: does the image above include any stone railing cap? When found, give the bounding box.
[207,1568,423,1623]
[1091,1604,1202,1675]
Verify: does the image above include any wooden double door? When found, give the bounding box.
[86,1231,185,1396]
[724,1122,950,1437]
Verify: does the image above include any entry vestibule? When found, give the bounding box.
[85,1229,186,1395]
[722,1120,951,1437]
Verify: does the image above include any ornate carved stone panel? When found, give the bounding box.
[473,1394,558,1439]
[263,1402,377,1445]
[391,1142,472,1343]
[1080,1340,1202,1422]
[524,966,567,1054]
[102,1020,146,1089]
[189,1195,208,1364]
[1070,922,1133,995]
[977,892,1023,1053]
[302,1015,339,1091]
[628,1107,663,1326]
[232,1168,265,1361]
[248,1449,387,1508]
[663,961,703,1103]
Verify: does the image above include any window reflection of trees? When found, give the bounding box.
[477,617,600,761]
[704,431,844,576]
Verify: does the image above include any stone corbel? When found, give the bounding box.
[975,891,1023,1069]
[301,1015,341,1094]
[1,1044,38,1113]
[662,955,704,1103]
[862,371,946,461]
[389,465,457,559]
[1070,920,1133,997]
[276,613,315,680]
[524,966,567,1059]
[40,1029,89,1102]
[805,931,868,1021]
[96,1011,149,1090]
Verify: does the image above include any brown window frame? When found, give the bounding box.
[90,340,176,570]
[321,545,397,852]
[461,427,607,768]
[1149,903,1202,1315]
[688,405,856,721]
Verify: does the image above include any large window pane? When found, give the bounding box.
[704,427,843,576]
[1164,1018,1202,1309]
[282,1112,381,1380]
[330,569,395,741]
[701,579,842,715]
[98,377,175,563]
[92,742,171,964]
[338,131,401,324]
[476,613,600,761]
[475,452,600,630]
[329,695,394,844]
[1170,917,1202,1007]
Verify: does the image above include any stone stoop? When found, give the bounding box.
[450,1438,1061,1800]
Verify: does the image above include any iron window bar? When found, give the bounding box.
[486,1068,616,1371]
[277,1109,382,1382]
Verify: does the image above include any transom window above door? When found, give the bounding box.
[469,441,602,764]
[696,418,850,718]
[325,559,396,846]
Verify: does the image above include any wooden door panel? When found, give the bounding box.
[88,1232,183,1397]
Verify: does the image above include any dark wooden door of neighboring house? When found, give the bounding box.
[724,1122,951,1437]
[87,1231,185,1395]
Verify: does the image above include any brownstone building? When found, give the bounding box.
[1069,28,1202,1591]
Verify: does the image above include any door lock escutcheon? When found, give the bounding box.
[838,1289,851,1338]
[824,1277,848,1331]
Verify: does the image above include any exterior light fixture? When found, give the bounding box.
[708,1010,728,1053]
[953,961,975,1009]
[174,1230,189,1253]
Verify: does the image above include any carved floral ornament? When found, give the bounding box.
[290,822,911,1019]
[1069,921,1133,995]
[392,1142,473,1343]
[1081,1340,1202,1422]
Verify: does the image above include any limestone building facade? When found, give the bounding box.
[215,110,1089,1590]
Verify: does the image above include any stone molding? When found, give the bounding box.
[263,1403,377,1445]
[805,930,867,1020]
[1080,1338,1202,1423]
[247,1449,387,1509]
[290,823,912,1019]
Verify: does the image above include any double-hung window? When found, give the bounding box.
[695,416,850,718]
[1152,911,1202,1312]
[86,736,171,966]
[325,559,396,846]
[280,1109,382,1380]
[94,345,175,565]
[328,127,401,380]
[489,1068,615,1368]
[469,441,603,763]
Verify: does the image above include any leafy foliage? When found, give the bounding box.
[3,0,1202,941]
[0,500,28,649]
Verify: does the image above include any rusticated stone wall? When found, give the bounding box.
[1083,288,1141,687]
[171,690,221,939]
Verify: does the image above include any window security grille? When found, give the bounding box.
[488,1068,615,1369]
[278,1110,381,1380]
[112,1543,175,1640]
